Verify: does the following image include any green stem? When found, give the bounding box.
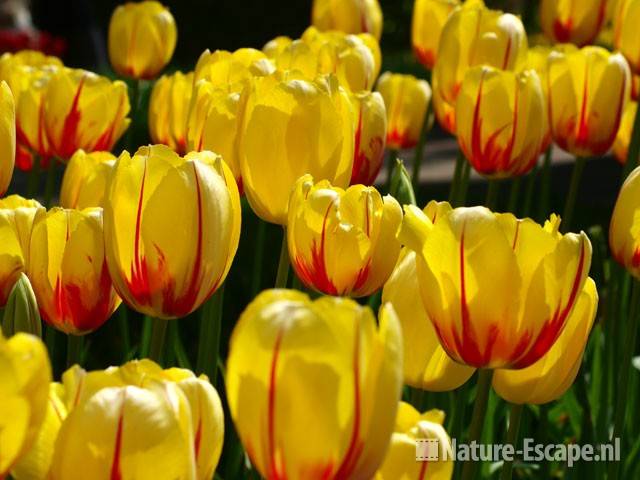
[26,154,41,198]
[385,149,399,193]
[43,161,57,208]
[537,146,553,222]
[148,317,168,364]
[461,369,494,480]
[561,156,587,233]
[275,228,290,288]
[139,316,152,358]
[126,79,142,151]
[196,286,225,386]
[412,101,432,188]
[507,177,521,213]
[449,151,465,203]
[485,179,500,210]
[251,219,267,296]
[118,305,130,361]
[521,163,538,217]
[66,334,84,368]
[538,404,550,479]
[454,157,471,208]
[608,279,640,480]
[44,325,57,362]
[623,101,640,179]
[500,403,524,480]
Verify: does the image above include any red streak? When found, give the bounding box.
[110,394,125,480]
[267,331,285,480]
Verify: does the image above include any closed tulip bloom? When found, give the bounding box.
[432,3,527,134]
[43,68,131,160]
[27,208,120,335]
[149,71,194,154]
[108,1,177,79]
[60,150,116,209]
[194,48,274,93]
[350,90,386,185]
[493,278,598,405]
[104,146,241,318]
[0,196,44,307]
[614,0,640,73]
[540,0,607,46]
[227,290,403,480]
[288,175,402,297]
[312,0,383,40]
[412,0,459,70]
[0,331,51,478]
[610,167,640,278]
[400,203,592,369]
[0,81,15,196]
[375,403,453,480]
[547,47,630,157]
[456,67,546,178]
[239,75,354,225]
[613,101,637,164]
[376,72,431,149]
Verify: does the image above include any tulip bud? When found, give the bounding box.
[376,72,432,149]
[493,278,598,404]
[456,66,546,178]
[288,175,402,297]
[312,0,383,40]
[547,46,630,157]
[610,166,640,278]
[614,101,638,165]
[614,0,640,74]
[388,159,417,207]
[194,48,274,92]
[43,68,131,160]
[375,402,454,479]
[2,273,41,338]
[400,203,592,369]
[412,0,460,69]
[239,75,354,225]
[104,146,241,319]
[0,331,51,478]
[108,1,177,79]
[540,0,607,46]
[350,90,387,185]
[60,150,116,209]
[227,290,403,480]
[149,71,194,154]
[0,80,16,196]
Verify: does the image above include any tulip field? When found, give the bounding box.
[2,0,640,479]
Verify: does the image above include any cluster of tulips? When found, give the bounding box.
[1,0,640,479]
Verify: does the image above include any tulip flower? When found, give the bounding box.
[610,166,640,278]
[0,80,15,196]
[383,246,475,391]
[614,0,640,74]
[43,68,131,160]
[400,202,592,369]
[288,175,402,297]
[432,2,528,134]
[149,71,194,154]
[412,0,459,70]
[0,50,62,88]
[311,0,383,40]
[614,101,638,164]
[60,150,116,209]
[540,0,607,46]
[2,273,41,338]
[349,90,387,185]
[226,289,403,480]
[104,145,241,319]
[0,196,44,307]
[456,66,546,178]
[376,72,432,150]
[0,331,51,478]
[375,403,453,480]
[194,48,274,93]
[27,208,121,335]
[547,46,630,157]
[108,1,177,80]
[493,278,598,404]
[238,75,353,225]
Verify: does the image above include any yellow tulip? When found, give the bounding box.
[60,150,116,209]
[400,201,592,369]
[227,289,403,480]
[349,90,386,185]
[412,0,459,70]
[288,175,402,297]
[540,0,607,46]
[493,278,598,405]
[376,72,432,150]
[149,71,194,154]
[547,46,630,157]
[0,80,15,196]
[193,48,274,93]
[104,145,241,319]
[108,0,177,79]
[0,331,51,478]
[432,2,527,134]
[27,207,121,335]
[613,101,637,165]
[610,166,640,278]
[375,402,453,480]
[614,0,640,74]
[43,67,131,160]
[0,196,43,307]
[456,66,546,178]
[382,247,475,391]
[239,74,353,225]
[0,50,62,104]
[311,0,383,40]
